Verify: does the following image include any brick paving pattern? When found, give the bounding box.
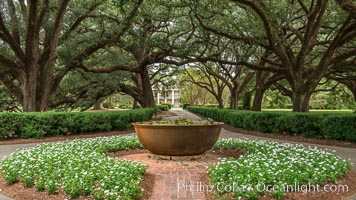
[119,153,221,200]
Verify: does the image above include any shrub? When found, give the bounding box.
[322,115,356,141]
[102,101,115,109]
[187,106,356,142]
[156,104,169,111]
[161,103,173,109]
[285,104,293,109]
[274,113,323,138]
[118,103,129,109]
[182,104,190,109]
[0,108,155,139]
[205,104,219,108]
[242,112,282,133]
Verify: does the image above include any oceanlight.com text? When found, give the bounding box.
[177,181,349,194]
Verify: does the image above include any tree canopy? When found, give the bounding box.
[0,0,355,112]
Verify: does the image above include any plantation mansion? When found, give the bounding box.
[152,87,181,108]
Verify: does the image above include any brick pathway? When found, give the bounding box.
[119,153,221,200]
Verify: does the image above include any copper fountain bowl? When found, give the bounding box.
[132,122,223,156]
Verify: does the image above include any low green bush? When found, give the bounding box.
[161,103,173,109]
[285,103,293,109]
[182,104,190,109]
[156,104,169,111]
[102,101,115,109]
[322,115,356,141]
[118,103,129,109]
[0,108,155,139]
[187,106,356,142]
[205,104,219,108]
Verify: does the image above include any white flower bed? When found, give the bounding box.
[209,139,352,199]
[1,137,352,200]
[0,136,145,200]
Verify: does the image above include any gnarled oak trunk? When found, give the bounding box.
[252,87,265,111]
[139,68,156,108]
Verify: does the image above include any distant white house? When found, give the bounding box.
[152,87,181,108]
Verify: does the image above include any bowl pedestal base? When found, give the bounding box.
[147,152,207,161]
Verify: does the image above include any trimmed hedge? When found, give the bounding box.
[182,104,190,109]
[205,104,219,108]
[187,106,356,142]
[156,104,169,111]
[0,108,155,139]
[161,103,173,109]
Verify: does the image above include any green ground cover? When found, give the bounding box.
[0,136,144,200]
[210,139,352,199]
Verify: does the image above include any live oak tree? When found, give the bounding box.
[252,51,284,111]
[155,15,257,109]
[252,71,284,111]
[178,80,214,105]
[77,1,198,108]
[334,0,356,18]
[193,56,256,109]
[334,79,356,107]
[161,1,286,111]
[52,68,132,111]
[1,0,354,112]
[193,0,356,112]
[52,36,139,110]
[184,65,227,108]
[207,42,257,109]
[207,62,255,109]
[0,84,20,112]
[0,0,142,111]
[326,70,356,110]
[59,0,356,111]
